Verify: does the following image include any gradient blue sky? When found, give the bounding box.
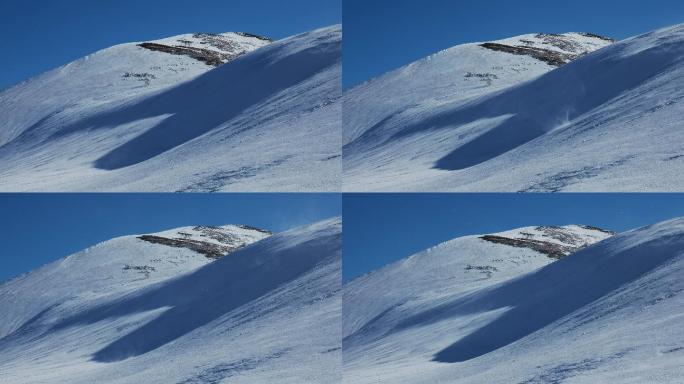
[0,0,341,90]
[343,194,684,281]
[343,0,684,88]
[0,193,340,282]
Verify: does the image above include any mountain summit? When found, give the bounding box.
[137,32,272,67]
[342,31,612,144]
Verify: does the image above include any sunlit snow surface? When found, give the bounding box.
[343,24,684,192]
[343,220,684,383]
[0,26,341,192]
[0,219,341,383]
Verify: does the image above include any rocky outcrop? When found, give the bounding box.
[480,33,614,66]
[138,225,272,259]
[480,225,615,259]
[138,32,272,66]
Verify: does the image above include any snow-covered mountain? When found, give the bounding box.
[0,32,270,146]
[0,25,341,192]
[0,218,341,383]
[343,219,684,383]
[343,32,612,145]
[343,23,684,192]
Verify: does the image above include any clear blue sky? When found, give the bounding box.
[0,0,341,90]
[343,194,684,281]
[343,0,684,88]
[0,193,340,282]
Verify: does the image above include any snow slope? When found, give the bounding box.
[0,25,341,192]
[343,32,612,145]
[343,219,684,383]
[344,23,684,192]
[0,32,270,147]
[0,218,341,383]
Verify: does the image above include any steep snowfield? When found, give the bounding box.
[0,218,341,383]
[343,219,684,383]
[344,24,684,192]
[0,25,341,192]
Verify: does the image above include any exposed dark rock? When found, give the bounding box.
[480,33,613,67]
[191,33,257,52]
[535,225,585,244]
[177,156,292,192]
[464,72,499,86]
[465,264,499,278]
[578,32,615,42]
[480,235,571,259]
[122,72,157,86]
[579,225,616,235]
[137,235,231,258]
[235,224,272,234]
[534,33,581,52]
[479,42,574,66]
[480,225,613,259]
[123,264,156,271]
[137,225,271,259]
[519,157,632,192]
[235,32,273,42]
[137,42,230,66]
[176,348,289,384]
[137,32,271,67]
[123,264,156,278]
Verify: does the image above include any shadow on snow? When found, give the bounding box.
[50,227,340,363]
